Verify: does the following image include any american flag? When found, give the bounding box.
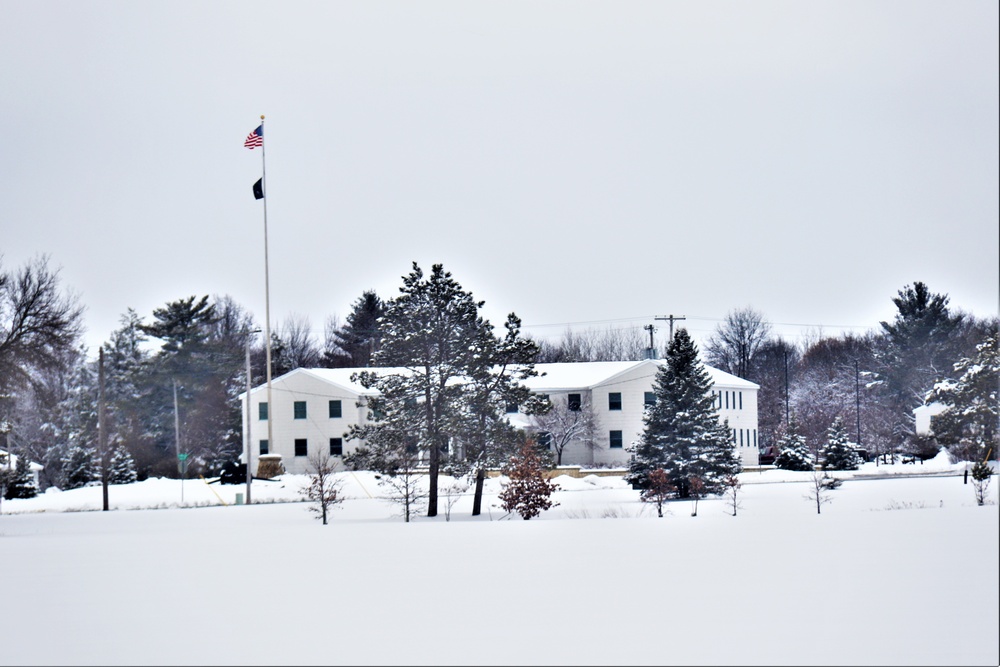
[244,125,263,149]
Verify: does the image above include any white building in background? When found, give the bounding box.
[914,401,948,436]
[239,360,760,476]
[0,448,44,489]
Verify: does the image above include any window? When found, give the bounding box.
[329,400,342,418]
[537,432,552,449]
[644,391,655,408]
[608,392,622,411]
[568,393,582,411]
[294,401,307,419]
[258,402,268,420]
[259,440,269,455]
[740,430,744,447]
[505,402,519,414]
[329,438,343,456]
[609,430,623,449]
[739,392,743,410]
[294,439,308,457]
[724,392,729,410]
[753,430,757,448]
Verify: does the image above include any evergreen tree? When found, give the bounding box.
[4,451,39,499]
[820,416,861,471]
[626,328,741,498]
[927,332,999,462]
[352,263,485,517]
[774,415,814,471]
[102,309,156,478]
[498,439,559,520]
[323,290,385,368]
[61,443,96,489]
[108,444,138,485]
[138,295,248,477]
[454,313,544,516]
[875,282,964,450]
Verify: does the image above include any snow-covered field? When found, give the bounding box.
[1,453,997,666]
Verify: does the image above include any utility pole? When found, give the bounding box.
[783,347,790,425]
[174,379,184,504]
[643,324,657,359]
[655,314,687,342]
[99,347,109,511]
[855,358,862,448]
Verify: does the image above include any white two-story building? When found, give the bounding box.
[239,359,759,476]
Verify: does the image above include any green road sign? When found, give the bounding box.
[177,453,189,461]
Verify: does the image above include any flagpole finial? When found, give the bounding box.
[260,114,265,120]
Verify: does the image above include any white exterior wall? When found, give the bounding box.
[242,369,368,476]
[589,363,660,467]
[712,386,761,467]
[241,360,760,476]
[526,360,760,468]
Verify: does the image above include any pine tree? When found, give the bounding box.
[4,452,39,499]
[61,443,96,489]
[774,415,814,471]
[875,282,964,450]
[108,444,137,485]
[820,416,861,471]
[353,263,486,517]
[927,332,999,463]
[323,290,385,368]
[626,328,741,498]
[498,439,559,520]
[969,461,992,506]
[455,313,543,516]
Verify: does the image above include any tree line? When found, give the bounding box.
[1,253,996,503]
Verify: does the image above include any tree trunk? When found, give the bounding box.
[425,385,438,517]
[472,466,485,516]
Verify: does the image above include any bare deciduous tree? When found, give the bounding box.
[529,393,597,466]
[688,476,705,517]
[0,255,84,393]
[533,325,647,362]
[300,450,345,525]
[640,468,675,518]
[804,470,842,514]
[723,474,742,516]
[441,476,469,521]
[276,313,321,370]
[705,306,772,380]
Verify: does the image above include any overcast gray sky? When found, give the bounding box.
[3,1,997,357]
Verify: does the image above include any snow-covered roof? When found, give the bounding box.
[243,359,758,398]
[525,360,759,392]
[0,449,44,472]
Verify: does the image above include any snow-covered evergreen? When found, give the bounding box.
[61,443,97,489]
[3,452,39,499]
[626,328,741,498]
[774,415,814,471]
[927,331,999,462]
[108,444,138,485]
[820,416,861,471]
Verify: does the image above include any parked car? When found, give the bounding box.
[758,446,779,465]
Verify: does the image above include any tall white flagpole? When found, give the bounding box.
[260,114,274,479]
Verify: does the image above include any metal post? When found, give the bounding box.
[259,115,275,470]
[99,347,109,511]
[245,331,255,504]
[174,379,183,504]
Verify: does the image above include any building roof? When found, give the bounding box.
[244,359,758,398]
[526,360,759,392]
[0,449,44,472]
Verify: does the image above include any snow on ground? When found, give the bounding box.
[1,454,997,666]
